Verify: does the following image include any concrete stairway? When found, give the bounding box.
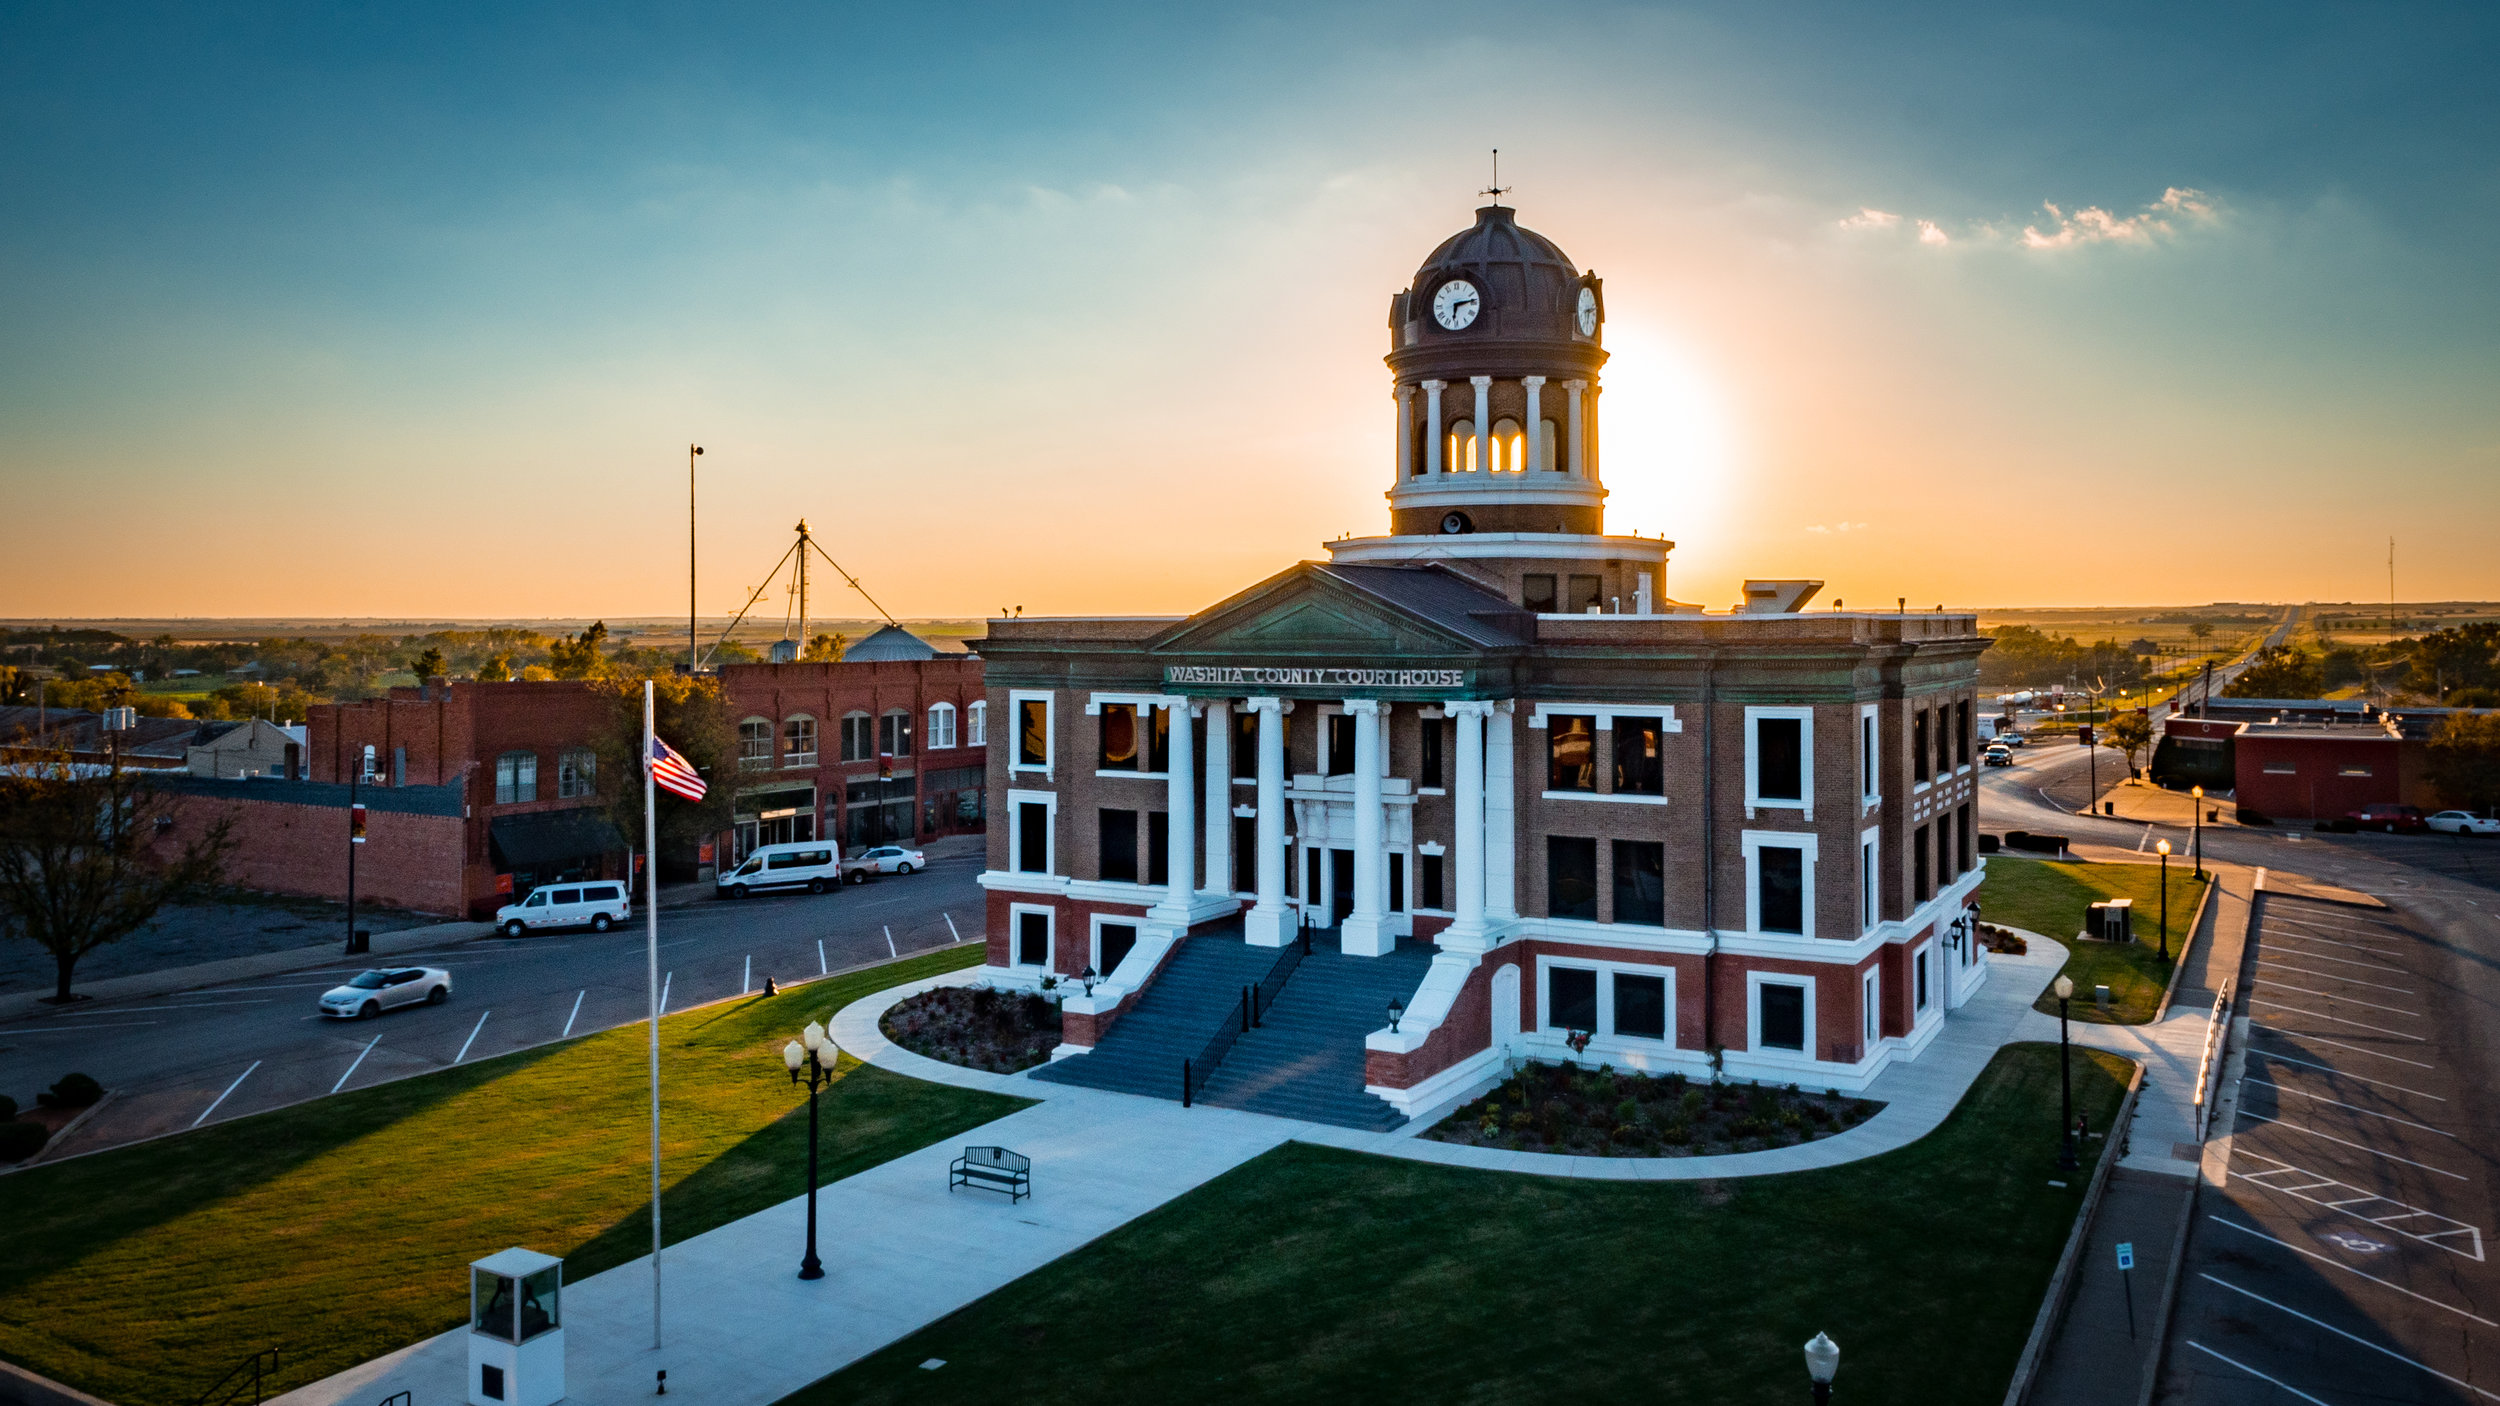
[1027,933,1278,1102]
[1194,939,1437,1131]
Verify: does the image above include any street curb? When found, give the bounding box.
[0,1357,116,1406]
[2150,865,2223,1022]
[2002,1059,2147,1406]
[20,1090,115,1166]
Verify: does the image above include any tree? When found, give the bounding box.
[412,646,448,680]
[2426,713,2500,812]
[478,653,514,683]
[802,631,846,663]
[2101,711,2154,770]
[590,672,736,872]
[2224,644,2323,699]
[548,622,609,680]
[0,749,234,1001]
[2190,622,2215,643]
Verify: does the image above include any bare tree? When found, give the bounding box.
[0,746,234,1002]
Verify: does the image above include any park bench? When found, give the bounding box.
[949,1145,1031,1203]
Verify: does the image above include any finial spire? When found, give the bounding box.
[1480,148,1511,204]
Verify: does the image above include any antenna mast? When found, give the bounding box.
[1480,148,1511,204]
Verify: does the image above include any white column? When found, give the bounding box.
[1203,699,1232,897]
[1393,386,1414,485]
[1565,379,1588,478]
[1586,384,1601,486]
[1422,380,1445,476]
[1485,701,1518,923]
[1245,697,1290,946]
[1471,376,1492,475]
[1150,698,1197,932]
[1444,701,1489,950]
[1340,699,1390,956]
[1522,376,1545,474]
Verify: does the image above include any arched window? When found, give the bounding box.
[557,747,596,799]
[840,711,873,762]
[927,701,958,750]
[1493,417,1523,473]
[738,718,772,771]
[967,700,988,747]
[782,714,817,767]
[1447,419,1477,472]
[495,750,539,804]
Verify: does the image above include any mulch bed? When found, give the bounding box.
[879,987,1062,1074]
[1424,1061,1882,1157]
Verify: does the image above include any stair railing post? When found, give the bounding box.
[1182,1058,1192,1107]
[1241,986,1252,1033]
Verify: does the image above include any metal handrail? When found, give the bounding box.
[2190,978,2234,1142]
[1253,938,1304,1027]
[1182,943,1304,1106]
[192,1348,280,1406]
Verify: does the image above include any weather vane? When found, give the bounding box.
[1481,147,1511,203]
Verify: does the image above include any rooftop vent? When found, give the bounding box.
[1736,580,1825,615]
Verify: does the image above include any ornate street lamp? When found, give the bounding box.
[2190,785,2206,878]
[2052,975,2077,1172]
[1803,1331,1840,1403]
[780,1020,839,1281]
[1387,996,1406,1034]
[2155,839,2173,961]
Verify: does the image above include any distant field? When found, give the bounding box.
[2,617,993,650]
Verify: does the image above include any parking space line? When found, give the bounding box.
[817,939,827,975]
[2232,1151,2486,1260]
[2249,1049,2443,1100]
[2250,981,2422,1020]
[562,990,585,1038]
[2251,1000,2426,1041]
[2200,1277,2499,1402]
[2236,1111,2467,1179]
[454,1011,490,1064]
[2254,958,2415,995]
[191,1060,262,1128]
[332,1036,380,1094]
[2245,1080,2455,1137]
[2213,1218,2497,1325]
[2184,1342,2334,1405]
[2264,937,2409,970]
[743,954,751,995]
[194,982,343,993]
[660,972,672,1014]
[2252,1023,2435,1070]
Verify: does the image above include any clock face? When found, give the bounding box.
[1432,279,1481,330]
[1575,287,1599,336]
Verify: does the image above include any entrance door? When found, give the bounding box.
[1330,849,1355,925]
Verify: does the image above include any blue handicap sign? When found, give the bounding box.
[2115,1242,2136,1271]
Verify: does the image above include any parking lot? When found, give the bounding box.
[2163,893,2499,1404]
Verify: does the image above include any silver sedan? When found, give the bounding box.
[318,966,453,1020]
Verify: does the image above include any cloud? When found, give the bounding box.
[1835,187,2218,252]
[1837,208,1900,232]
[1916,219,1949,246]
[1805,521,1868,534]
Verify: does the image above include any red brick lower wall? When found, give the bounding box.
[982,890,1159,977]
[155,793,469,916]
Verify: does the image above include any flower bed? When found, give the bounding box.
[1424,1062,1881,1157]
[879,986,1062,1073]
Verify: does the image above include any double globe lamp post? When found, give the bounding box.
[2052,975,2078,1172]
[781,1021,839,1281]
[2156,838,2173,961]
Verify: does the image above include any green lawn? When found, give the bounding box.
[1981,856,2208,1024]
[797,1043,2133,1406]
[0,945,1026,1406]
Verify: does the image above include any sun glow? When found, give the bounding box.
[1591,319,1739,576]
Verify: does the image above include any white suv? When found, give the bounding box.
[496,880,631,937]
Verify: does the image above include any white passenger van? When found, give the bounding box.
[495,880,632,938]
[716,842,851,899]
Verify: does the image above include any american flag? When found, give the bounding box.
[647,735,707,802]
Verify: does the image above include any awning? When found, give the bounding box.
[490,809,627,870]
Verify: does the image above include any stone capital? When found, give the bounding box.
[1469,374,1493,387]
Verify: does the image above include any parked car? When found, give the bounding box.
[2346,804,2429,834]
[717,842,852,899]
[495,880,631,938]
[2426,810,2500,836]
[850,844,927,879]
[1983,746,2014,767]
[1995,732,2027,748]
[319,966,451,1019]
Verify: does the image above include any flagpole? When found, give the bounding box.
[645,679,664,1351]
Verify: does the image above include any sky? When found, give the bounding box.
[2,2,2495,621]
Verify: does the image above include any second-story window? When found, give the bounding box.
[1547,714,1596,791]
[495,750,538,804]
[1912,710,1932,784]
[840,712,873,762]
[966,700,986,747]
[1099,704,1139,771]
[927,702,957,750]
[1419,716,1444,788]
[782,716,817,767]
[1754,715,1804,803]
[556,747,596,799]
[1613,717,1663,795]
[1955,699,1972,768]
[879,708,913,757]
[738,719,772,772]
[1017,698,1049,768]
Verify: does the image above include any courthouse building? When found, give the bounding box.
[978,203,1991,1119]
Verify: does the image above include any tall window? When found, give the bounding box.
[1325,712,1356,776]
[1098,809,1138,882]
[1099,703,1139,771]
[1614,718,1664,795]
[1016,910,1049,967]
[556,747,596,799]
[1914,823,1932,903]
[1419,717,1444,788]
[966,700,986,747]
[1546,715,1596,791]
[1421,852,1445,909]
[1861,837,1878,929]
[739,719,772,772]
[1547,836,1598,919]
[1232,710,1259,779]
[1016,801,1049,873]
[1861,711,1878,801]
[1758,846,1805,934]
[1955,700,1972,768]
[1016,699,1049,768]
[841,712,873,762]
[927,702,957,750]
[1935,704,1953,779]
[782,715,817,767]
[1148,706,1171,773]
[1912,710,1932,784]
[1492,416,1524,472]
[1755,717,1804,802]
[1612,840,1666,925]
[495,750,538,804]
[1147,812,1169,885]
[1447,419,1477,472]
[880,709,913,757]
[1523,574,1558,613]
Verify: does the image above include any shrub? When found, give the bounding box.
[38,1073,102,1109]
[0,1120,47,1163]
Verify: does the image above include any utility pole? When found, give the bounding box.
[688,444,703,675]
[2388,536,2396,636]
[796,520,810,657]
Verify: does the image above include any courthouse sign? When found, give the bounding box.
[1163,665,1466,690]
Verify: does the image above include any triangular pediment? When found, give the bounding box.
[1150,562,1517,663]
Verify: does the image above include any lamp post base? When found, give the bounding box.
[798,1258,824,1281]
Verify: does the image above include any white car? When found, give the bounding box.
[319,966,451,1020]
[1995,732,2028,748]
[494,880,631,938]
[2427,810,2500,836]
[851,844,926,879]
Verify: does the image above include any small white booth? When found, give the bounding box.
[468,1247,565,1406]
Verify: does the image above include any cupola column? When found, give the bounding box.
[1587,385,1602,486]
[1471,376,1492,475]
[1339,699,1391,956]
[1392,386,1414,483]
[1422,380,1446,476]
[1244,697,1291,947]
[1565,379,1589,478]
[1523,376,1546,474]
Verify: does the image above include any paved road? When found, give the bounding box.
[0,851,987,1158]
